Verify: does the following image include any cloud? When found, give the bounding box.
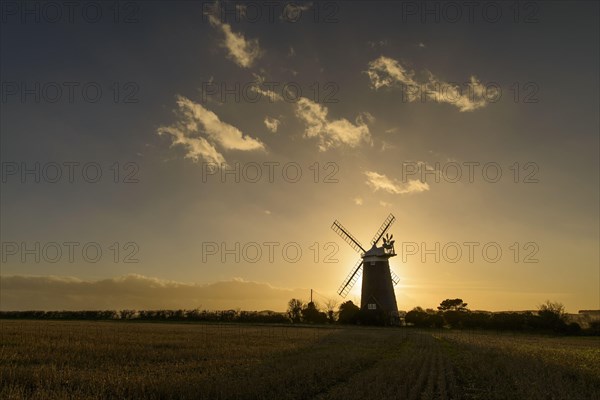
[0,274,308,311]
[249,74,283,102]
[366,56,494,112]
[364,171,430,194]
[354,197,363,206]
[249,72,283,103]
[366,56,417,90]
[294,98,372,151]
[264,117,280,133]
[208,14,262,68]
[158,96,265,164]
[250,86,283,102]
[157,126,225,165]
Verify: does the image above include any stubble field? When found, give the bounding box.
[1,320,599,399]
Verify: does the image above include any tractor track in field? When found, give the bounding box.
[314,332,458,400]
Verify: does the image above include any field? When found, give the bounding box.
[1,321,599,399]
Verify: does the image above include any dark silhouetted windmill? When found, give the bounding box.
[331,214,400,321]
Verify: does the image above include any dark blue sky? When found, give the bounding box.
[1,1,598,311]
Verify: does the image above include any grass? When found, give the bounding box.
[1,320,599,399]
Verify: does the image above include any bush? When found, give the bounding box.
[301,302,328,324]
[338,301,360,324]
[567,322,582,335]
[405,307,428,327]
[587,321,600,335]
[405,308,444,328]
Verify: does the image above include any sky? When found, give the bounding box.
[1,1,598,313]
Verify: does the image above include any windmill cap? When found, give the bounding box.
[363,244,395,258]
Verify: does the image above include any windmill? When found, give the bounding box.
[331,213,400,322]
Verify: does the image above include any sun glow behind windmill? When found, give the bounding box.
[331,214,401,323]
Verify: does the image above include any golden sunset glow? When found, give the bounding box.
[1,1,598,315]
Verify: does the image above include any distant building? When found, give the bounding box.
[578,310,600,316]
[493,310,536,314]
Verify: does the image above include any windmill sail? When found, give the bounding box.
[337,259,363,297]
[390,269,400,285]
[331,220,366,254]
[371,213,396,246]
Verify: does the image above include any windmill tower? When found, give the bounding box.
[331,214,400,323]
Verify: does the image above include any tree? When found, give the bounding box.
[405,307,446,328]
[462,312,491,329]
[537,300,567,332]
[324,299,338,323]
[538,300,565,318]
[120,310,135,319]
[338,300,360,324]
[443,310,465,328]
[287,298,304,323]
[427,312,445,328]
[567,322,581,335]
[589,321,600,335]
[405,307,428,327]
[438,299,468,312]
[301,302,328,324]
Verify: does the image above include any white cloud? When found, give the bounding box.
[364,171,430,195]
[208,15,262,68]
[264,117,280,133]
[402,178,431,193]
[379,201,392,207]
[248,74,283,102]
[366,56,417,90]
[158,125,226,164]
[250,86,283,102]
[354,197,363,206]
[177,96,264,151]
[158,96,265,164]
[366,56,494,112]
[252,72,266,83]
[294,98,372,151]
[357,111,375,125]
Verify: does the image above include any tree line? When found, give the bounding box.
[2,298,598,335]
[288,298,599,335]
[0,309,289,324]
[404,299,598,335]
